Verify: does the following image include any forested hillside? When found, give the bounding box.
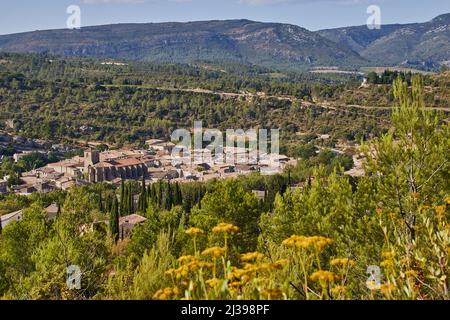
[0,53,390,154]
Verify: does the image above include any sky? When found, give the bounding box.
[1,0,450,35]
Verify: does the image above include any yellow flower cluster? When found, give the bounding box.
[212,223,240,235]
[282,235,333,252]
[404,270,418,278]
[260,288,284,300]
[227,259,287,287]
[166,256,214,279]
[310,270,338,283]
[178,255,196,265]
[153,287,181,300]
[206,278,222,288]
[434,205,446,219]
[185,227,204,236]
[381,251,396,259]
[380,259,394,269]
[380,283,397,296]
[330,258,356,267]
[330,285,347,296]
[240,252,265,263]
[201,246,227,258]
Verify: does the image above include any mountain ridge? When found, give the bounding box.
[317,13,450,69]
[0,15,449,70]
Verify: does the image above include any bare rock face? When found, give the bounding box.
[0,20,365,70]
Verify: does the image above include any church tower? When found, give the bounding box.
[84,148,100,168]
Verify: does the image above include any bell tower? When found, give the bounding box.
[84,148,100,170]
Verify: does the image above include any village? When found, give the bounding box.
[0,136,298,234]
[1,136,297,196]
[0,131,366,234]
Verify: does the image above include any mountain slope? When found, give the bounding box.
[318,13,450,69]
[0,20,365,69]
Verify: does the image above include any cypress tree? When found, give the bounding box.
[110,196,120,243]
[174,182,182,205]
[98,191,103,212]
[165,183,173,210]
[150,183,155,202]
[120,180,125,214]
[104,195,110,213]
[140,176,147,212]
[128,183,133,214]
[158,181,163,208]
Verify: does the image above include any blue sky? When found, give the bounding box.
[1,0,450,35]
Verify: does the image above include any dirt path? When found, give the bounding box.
[107,84,450,113]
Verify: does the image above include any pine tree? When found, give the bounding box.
[110,196,120,242]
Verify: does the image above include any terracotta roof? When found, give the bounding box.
[113,158,144,167]
[93,161,115,168]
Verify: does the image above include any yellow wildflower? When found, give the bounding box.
[174,266,189,279]
[178,255,197,265]
[310,270,338,283]
[260,289,283,300]
[206,278,221,288]
[185,227,204,236]
[405,270,418,278]
[230,281,242,288]
[153,287,180,300]
[212,223,240,235]
[165,268,177,276]
[240,252,265,262]
[269,259,288,270]
[201,246,227,258]
[331,286,347,296]
[380,283,397,296]
[282,235,333,251]
[381,251,396,259]
[434,205,446,218]
[380,259,394,269]
[330,258,356,268]
[197,261,214,269]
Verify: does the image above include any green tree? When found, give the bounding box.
[110,196,120,243]
[190,179,260,252]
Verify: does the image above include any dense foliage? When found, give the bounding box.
[0,53,389,153]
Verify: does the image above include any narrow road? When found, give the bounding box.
[114,85,450,113]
